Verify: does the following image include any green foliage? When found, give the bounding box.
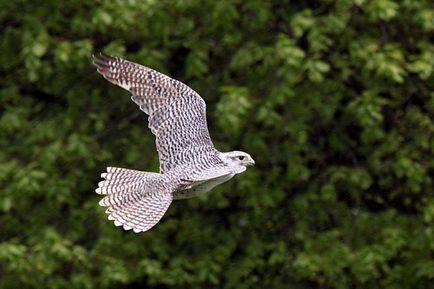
[1,0,433,288]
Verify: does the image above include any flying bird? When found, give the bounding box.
[92,53,254,233]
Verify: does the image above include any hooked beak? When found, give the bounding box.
[248,158,255,166]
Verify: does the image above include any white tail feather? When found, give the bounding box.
[96,167,173,232]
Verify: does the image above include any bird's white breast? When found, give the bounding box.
[173,173,235,199]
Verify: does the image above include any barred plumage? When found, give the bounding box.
[92,53,254,232]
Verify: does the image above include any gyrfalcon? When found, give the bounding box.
[92,53,255,232]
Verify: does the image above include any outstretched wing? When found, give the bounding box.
[93,53,216,173]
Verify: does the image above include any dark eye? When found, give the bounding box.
[238,156,245,160]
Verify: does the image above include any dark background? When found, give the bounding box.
[1,0,433,288]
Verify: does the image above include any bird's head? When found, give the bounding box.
[220,151,255,167]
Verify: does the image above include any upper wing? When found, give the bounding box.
[93,53,216,173]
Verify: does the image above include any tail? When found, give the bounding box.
[96,167,173,233]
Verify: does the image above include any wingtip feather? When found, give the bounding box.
[92,52,117,70]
